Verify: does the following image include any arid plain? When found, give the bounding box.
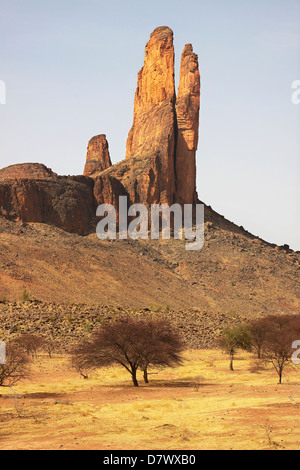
[0,350,300,450]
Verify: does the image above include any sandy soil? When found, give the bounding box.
[0,350,300,450]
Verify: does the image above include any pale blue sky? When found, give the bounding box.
[0,0,299,249]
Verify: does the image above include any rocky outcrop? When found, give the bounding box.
[92,28,201,211]
[0,163,57,181]
[93,152,163,221]
[0,175,95,234]
[83,134,112,177]
[93,171,129,210]
[125,26,177,205]
[126,27,176,159]
[0,26,202,234]
[175,44,200,205]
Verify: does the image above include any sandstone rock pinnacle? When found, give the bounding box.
[125,26,176,204]
[0,27,202,234]
[83,134,112,177]
[175,44,200,205]
[126,26,176,130]
[90,29,201,216]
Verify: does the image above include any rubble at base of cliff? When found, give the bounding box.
[0,300,247,352]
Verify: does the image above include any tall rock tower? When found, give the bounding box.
[86,27,201,219]
[83,134,112,177]
[126,26,177,204]
[175,44,200,205]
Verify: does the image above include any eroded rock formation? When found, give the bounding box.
[125,26,176,205]
[0,26,202,233]
[0,173,95,234]
[0,163,57,181]
[175,44,200,205]
[91,27,201,215]
[83,134,112,177]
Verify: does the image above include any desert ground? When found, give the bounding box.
[0,350,299,450]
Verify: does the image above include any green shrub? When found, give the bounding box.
[22,289,30,302]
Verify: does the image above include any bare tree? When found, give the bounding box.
[249,318,270,359]
[11,333,46,358]
[138,320,184,383]
[42,338,57,358]
[70,318,185,387]
[0,344,30,387]
[70,340,97,379]
[258,315,300,384]
[262,328,294,384]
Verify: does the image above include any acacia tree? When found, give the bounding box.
[253,314,300,384]
[249,318,270,359]
[217,324,252,371]
[262,327,294,384]
[70,318,185,387]
[71,339,100,379]
[42,338,57,359]
[11,333,46,358]
[138,320,184,383]
[0,343,30,387]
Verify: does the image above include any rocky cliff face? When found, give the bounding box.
[83,135,112,177]
[0,172,95,234]
[0,26,201,233]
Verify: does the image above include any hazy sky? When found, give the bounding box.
[1,0,299,249]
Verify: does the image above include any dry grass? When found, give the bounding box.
[0,349,300,450]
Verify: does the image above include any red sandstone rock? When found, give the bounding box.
[83,135,112,177]
[93,152,162,222]
[0,163,57,181]
[87,29,201,218]
[0,176,95,235]
[175,44,200,205]
[0,27,202,235]
[125,26,176,205]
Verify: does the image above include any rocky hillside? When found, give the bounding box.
[0,215,298,319]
